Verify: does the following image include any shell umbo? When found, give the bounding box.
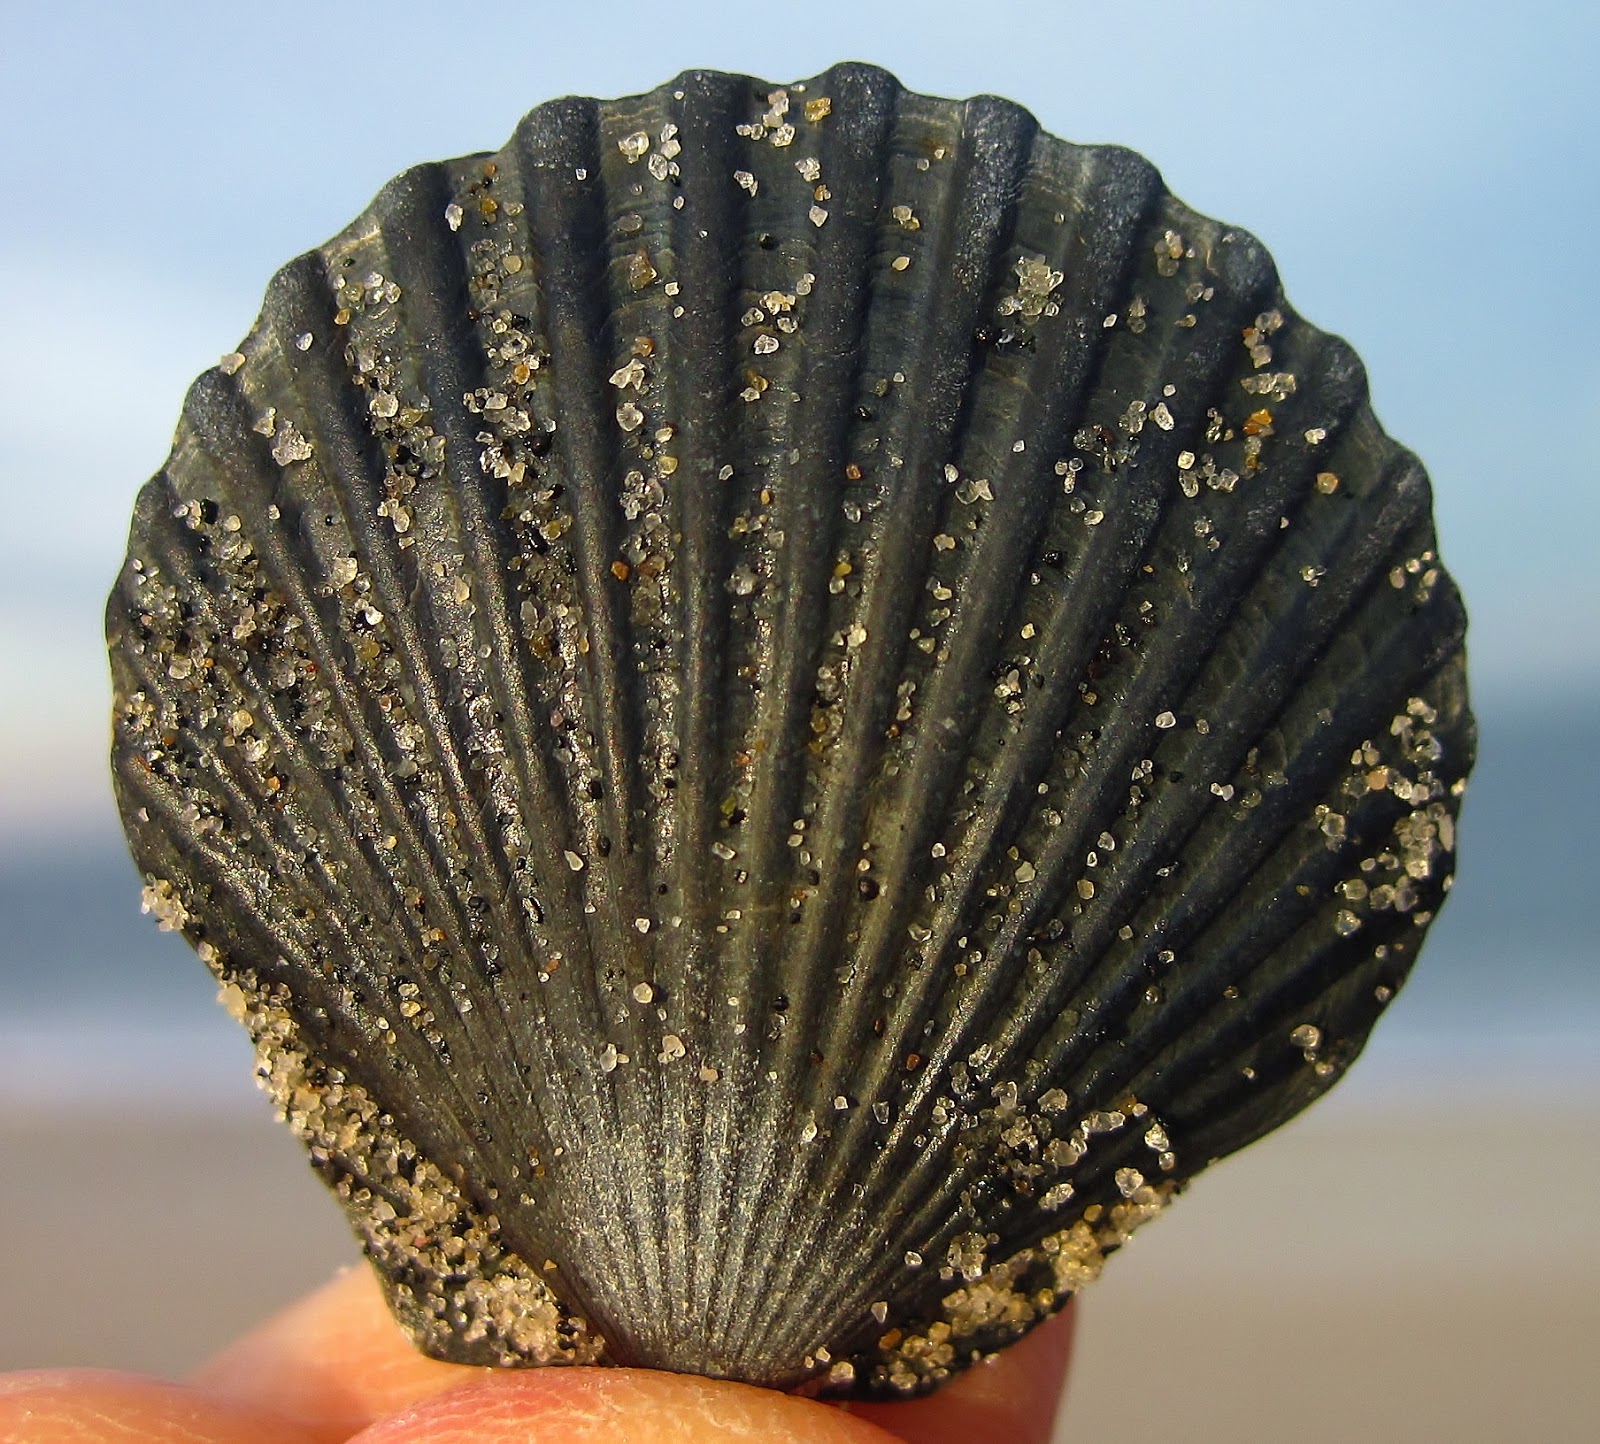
[107,63,1472,1396]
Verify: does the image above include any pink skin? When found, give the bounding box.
[0,1269,1075,1444]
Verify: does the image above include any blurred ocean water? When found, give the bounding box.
[3,698,1594,1114]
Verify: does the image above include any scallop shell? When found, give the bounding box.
[106,63,1472,1397]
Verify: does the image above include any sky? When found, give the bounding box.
[1,0,1596,846]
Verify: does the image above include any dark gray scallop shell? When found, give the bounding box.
[107,63,1472,1396]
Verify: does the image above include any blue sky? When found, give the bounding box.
[2,0,1596,844]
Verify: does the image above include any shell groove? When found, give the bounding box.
[107,63,1472,1396]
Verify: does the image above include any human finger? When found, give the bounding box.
[195,1266,1073,1444]
[191,1268,473,1443]
[346,1368,902,1444]
[0,1368,315,1444]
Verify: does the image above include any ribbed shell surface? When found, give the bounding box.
[107,64,1473,1396]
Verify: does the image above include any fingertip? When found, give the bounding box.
[192,1267,478,1442]
[0,1369,315,1444]
[190,1268,1075,1444]
[347,1369,902,1444]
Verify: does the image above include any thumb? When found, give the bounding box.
[340,1307,1074,1444]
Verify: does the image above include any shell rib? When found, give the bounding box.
[107,63,1472,1396]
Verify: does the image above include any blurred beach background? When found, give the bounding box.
[1,3,1596,1438]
